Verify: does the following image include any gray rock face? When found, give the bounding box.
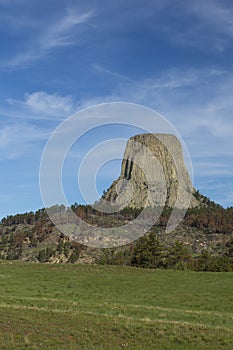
[103,133,199,209]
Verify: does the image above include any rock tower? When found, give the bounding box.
[102,133,198,209]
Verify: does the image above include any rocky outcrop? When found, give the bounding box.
[102,133,199,209]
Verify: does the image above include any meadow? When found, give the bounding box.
[0,261,232,349]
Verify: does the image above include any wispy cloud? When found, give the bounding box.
[78,67,222,109]
[75,65,233,183]
[193,160,233,177]
[92,64,132,82]
[0,123,48,160]
[187,0,233,38]
[4,9,93,68]
[41,10,92,50]
[134,68,224,92]
[167,0,233,51]
[6,91,74,118]
[102,66,226,109]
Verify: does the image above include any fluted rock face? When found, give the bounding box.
[103,133,199,209]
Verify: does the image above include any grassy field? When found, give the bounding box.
[0,261,232,349]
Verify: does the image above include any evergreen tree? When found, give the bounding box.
[131,232,164,268]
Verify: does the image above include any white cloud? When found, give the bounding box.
[25,91,73,114]
[5,9,93,68]
[7,91,74,117]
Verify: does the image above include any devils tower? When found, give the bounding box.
[102,133,199,209]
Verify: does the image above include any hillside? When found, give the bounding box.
[0,203,233,271]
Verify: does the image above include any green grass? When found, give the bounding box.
[0,261,233,349]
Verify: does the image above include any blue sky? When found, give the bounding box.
[0,0,233,219]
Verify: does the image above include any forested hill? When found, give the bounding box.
[2,202,233,234]
[0,203,233,271]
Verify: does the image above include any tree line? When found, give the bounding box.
[97,233,233,272]
[1,202,233,235]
